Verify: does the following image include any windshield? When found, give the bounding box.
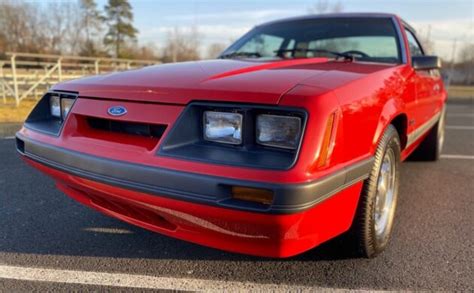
[222,17,402,64]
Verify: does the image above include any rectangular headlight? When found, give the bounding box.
[49,95,61,118]
[204,111,243,145]
[61,98,75,119]
[256,114,302,149]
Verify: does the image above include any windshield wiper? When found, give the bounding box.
[275,48,354,61]
[219,51,262,59]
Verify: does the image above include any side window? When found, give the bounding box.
[405,29,424,57]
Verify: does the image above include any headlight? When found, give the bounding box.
[49,95,61,118]
[61,98,75,118]
[256,114,302,149]
[49,94,75,119]
[204,111,243,145]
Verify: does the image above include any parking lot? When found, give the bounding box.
[0,102,472,291]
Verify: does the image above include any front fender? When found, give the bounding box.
[370,97,406,154]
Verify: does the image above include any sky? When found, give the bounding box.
[42,0,474,59]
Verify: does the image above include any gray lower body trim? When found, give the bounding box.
[406,112,441,148]
[16,134,373,214]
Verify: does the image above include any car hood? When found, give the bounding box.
[53,58,394,105]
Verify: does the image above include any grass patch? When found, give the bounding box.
[0,100,38,123]
[447,85,474,99]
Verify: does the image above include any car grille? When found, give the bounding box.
[87,117,167,139]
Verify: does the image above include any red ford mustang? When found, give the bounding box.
[16,13,446,258]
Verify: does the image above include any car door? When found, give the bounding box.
[405,28,441,127]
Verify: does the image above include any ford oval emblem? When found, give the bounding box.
[107,106,127,116]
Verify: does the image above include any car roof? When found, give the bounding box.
[257,12,415,32]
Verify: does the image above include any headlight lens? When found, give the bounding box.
[61,98,75,119]
[204,111,243,145]
[49,95,61,118]
[256,114,302,149]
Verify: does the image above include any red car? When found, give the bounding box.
[16,13,446,258]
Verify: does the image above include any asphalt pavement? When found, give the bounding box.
[0,102,472,291]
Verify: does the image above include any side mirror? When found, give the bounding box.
[412,56,442,70]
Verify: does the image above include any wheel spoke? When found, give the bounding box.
[373,148,397,241]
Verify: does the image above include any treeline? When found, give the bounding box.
[0,0,227,61]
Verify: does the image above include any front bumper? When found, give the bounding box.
[17,133,372,214]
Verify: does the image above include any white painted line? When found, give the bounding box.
[448,113,474,118]
[83,227,133,234]
[0,265,333,292]
[2,136,15,140]
[446,125,474,130]
[441,154,474,160]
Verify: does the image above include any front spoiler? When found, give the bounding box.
[16,133,373,214]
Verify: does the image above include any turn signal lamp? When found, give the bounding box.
[231,186,274,205]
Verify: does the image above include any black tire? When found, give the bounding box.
[409,106,446,161]
[350,124,401,258]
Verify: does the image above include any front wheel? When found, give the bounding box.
[350,124,401,258]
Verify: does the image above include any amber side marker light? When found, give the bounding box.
[231,186,274,205]
[317,111,339,168]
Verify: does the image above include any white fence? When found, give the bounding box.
[0,52,160,106]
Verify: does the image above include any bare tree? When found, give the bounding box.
[206,43,227,59]
[43,2,83,55]
[135,43,160,60]
[417,25,434,54]
[0,1,106,56]
[457,42,474,84]
[0,1,45,53]
[458,43,474,63]
[308,0,343,14]
[161,27,201,62]
[122,42,159,60]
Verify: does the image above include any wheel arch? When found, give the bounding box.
[371,97,408,154]
[390,113,408,150]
